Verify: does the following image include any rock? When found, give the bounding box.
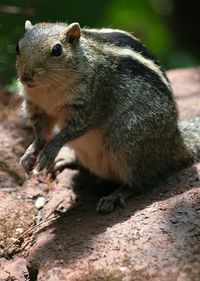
[27,165,200,281]
[167,67,200,120]
[0,191,34,254]
[0,123,25,186]
[0,257,29,281]
[15,228,24,235]
[35,196,46,210]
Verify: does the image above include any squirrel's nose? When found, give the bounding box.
[21,72,34,83]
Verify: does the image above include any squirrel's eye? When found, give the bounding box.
[16,44,20,56]
[51,44,62,56]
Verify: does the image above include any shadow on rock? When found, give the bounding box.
[27,163,200,277]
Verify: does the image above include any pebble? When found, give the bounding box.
[15,228,24,234]
[35,196,46,209]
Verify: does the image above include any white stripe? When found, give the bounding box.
[85,28,140,42]
[84,28,170,90]
[104,45,170,90]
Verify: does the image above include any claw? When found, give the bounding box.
[32,166,48,176]
[97,190,127,214]
[20,153,37,174]
[97,197,115,214]
[35,153,55,173]
[32,167,41,175]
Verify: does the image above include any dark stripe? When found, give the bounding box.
[116,55,171,95]
[83,30,161,67]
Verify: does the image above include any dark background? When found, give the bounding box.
[0,0,199,86]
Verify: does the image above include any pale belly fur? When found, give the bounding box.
[68,129,125,182]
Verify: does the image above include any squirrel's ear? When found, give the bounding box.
[25,20,33,31]
[66,22,81,45]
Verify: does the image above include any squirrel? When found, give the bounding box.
[16,20,200,214]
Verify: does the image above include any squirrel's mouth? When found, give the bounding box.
[26,82,37,88]
[20,74,38,88]
[20,80,38,88]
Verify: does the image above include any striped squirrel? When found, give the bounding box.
[16,21,200,214]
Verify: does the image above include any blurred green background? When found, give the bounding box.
[0,0,199,86]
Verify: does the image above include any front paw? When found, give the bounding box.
[35,143,59,174]
[20,152,37,174]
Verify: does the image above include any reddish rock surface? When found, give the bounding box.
[168,67,200,119]
[0,258,29,281]
[0,67,200,281]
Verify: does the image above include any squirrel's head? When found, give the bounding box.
[16,21,82,89]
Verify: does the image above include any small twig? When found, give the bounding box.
[3,214,59,254]
[44,200,64,220]
[3,200,65,255]
[3,199,83,256]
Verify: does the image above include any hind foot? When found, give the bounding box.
[97,184,133,214]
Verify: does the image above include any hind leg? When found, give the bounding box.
[96,184,134,214]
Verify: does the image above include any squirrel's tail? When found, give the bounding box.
[179,117,200,162]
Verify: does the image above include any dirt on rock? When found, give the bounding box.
[0,67,200,281]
